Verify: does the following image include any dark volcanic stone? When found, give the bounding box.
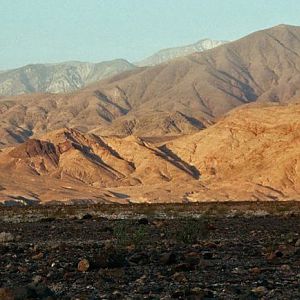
[129,252,149,265]
[81,213,93,220]
[94,251,127,269]
[160,252,177,265]
[137,218,149,225]
[202,251,213,260]
[0,288,14,300]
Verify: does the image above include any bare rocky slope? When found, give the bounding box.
[167,103,300,201]
[0,103,299,204]
[1,25,300,147]
[0,127,198,204]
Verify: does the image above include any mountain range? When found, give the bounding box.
[0,24,300,204]
[0,39,225,96]
[1,24,300,147]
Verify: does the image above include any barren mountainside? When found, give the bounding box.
[0,127,198,204]
[167,103,300,201]
[1,25,300,147]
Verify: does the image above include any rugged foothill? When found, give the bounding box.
[0,103,299,204]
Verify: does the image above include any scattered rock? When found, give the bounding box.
[0,288,14,300]
[266,252,277,261]
[1,211,300,299]
[32,252,44,260]
[266,249,284,261]
[294,247,300,256]
[184,252,200,266]
[0,232,14,243]
[135,274,147,285]
[32,275,43,284]
[152,220,164,228]
[102,226,113,233]
[275,250,284,257]
[160,252,177,265]
[171,290,185,298]
[280,264,291,272]
[188,287,205,297]
[202,251,213,259]
[137,218,149,225]
[251,286,268,296]
[128,252,149,265]
[205,242,218,249]
[41,217,56,223]
[13,286,37,299]
[249,267,261,274]
[232,267,244,275]
[32,283,56,299]
[126,244,136,253]
[174,263,196,272]
[172,272,187,282]
[18,266,29,273]
[207,224,216,230]
[81,213,93,220]
[295,239,300,247]
[78,259,90,272]
[111,290,123,299]
[12,284,55,299]
[94,251,126,269]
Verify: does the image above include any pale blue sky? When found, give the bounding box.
[0,0,300,69]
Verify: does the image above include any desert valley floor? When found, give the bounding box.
[1,203,300,299]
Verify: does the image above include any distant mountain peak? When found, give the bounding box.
[136,38,228,66]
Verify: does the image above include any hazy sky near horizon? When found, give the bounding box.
[0,0,300,69]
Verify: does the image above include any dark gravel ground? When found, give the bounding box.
[0,205,300,299]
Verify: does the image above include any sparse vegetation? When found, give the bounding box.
[113,221,150,249]
[170,218,209,244]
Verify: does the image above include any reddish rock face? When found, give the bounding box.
[9,139,59,165]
